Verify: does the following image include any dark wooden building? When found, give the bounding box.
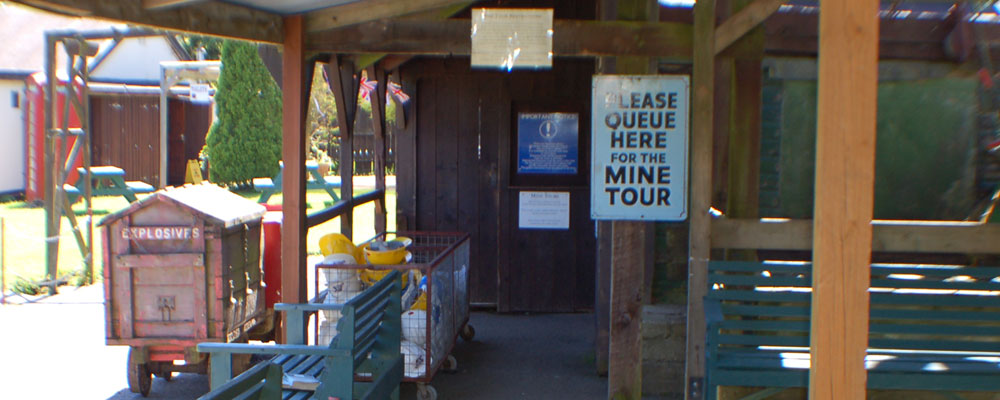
[398,57,597,312]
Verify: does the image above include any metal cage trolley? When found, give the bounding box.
[315,231,473,400]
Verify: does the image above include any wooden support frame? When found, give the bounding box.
[713,0,783,55]
[366,63,389,234]
[809,0,879,398]
[606,0,658,398]
[43,31,99,292]
[326,55,360,239]
[18,0,282,43]
[305,0,472,33]
[686,0,716,398]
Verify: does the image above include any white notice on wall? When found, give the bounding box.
[518,191,570,230]
[191,83,211,104]
[471,8,553,70]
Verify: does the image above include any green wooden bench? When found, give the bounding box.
[706,260,1000,400]
[198,270,403,400]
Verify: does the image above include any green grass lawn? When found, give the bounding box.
[0,186,395,288]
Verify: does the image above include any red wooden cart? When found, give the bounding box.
[99,184,270,396]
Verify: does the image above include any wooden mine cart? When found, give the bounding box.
[99,184,268,396]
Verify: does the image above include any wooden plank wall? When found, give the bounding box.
[401,57,503,306]
[91,94,161,185]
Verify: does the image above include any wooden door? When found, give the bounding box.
[498,59,596,312]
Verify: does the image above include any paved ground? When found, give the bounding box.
[0,285,607,399]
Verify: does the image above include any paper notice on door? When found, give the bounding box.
[518,191,570,230]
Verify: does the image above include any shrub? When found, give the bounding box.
[204,40,282,185]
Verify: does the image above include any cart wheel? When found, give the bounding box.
[460,323,475,341]
[442,355,458,372]
[417,383,438,400]
[127,349,152,397]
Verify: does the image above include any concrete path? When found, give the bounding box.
[0,285,606,399]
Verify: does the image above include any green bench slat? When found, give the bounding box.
[870,278,1000,291]
[125,181,154,192]
[721,303,1000,322]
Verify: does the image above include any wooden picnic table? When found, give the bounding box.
[64,166,155,203]
[255,160,341,203]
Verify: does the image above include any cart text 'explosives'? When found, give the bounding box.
[121,226,201,240]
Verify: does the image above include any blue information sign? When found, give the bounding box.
[517,113,579,174]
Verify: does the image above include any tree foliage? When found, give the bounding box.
[204,40,282,185]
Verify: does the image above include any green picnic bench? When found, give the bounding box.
[706,260,1000,400]
[64,166,155,203]
[256,161,341,204]
[198,270,403,400]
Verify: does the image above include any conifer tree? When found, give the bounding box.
[204,40,281,185]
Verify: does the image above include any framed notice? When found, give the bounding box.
[518,191,570,229]
[517,113,578,175]
[591,75,690,221]
[470,8,553,70]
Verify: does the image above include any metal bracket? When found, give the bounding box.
[157,295,176,321]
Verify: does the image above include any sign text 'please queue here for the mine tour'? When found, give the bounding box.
[591,75,689,221]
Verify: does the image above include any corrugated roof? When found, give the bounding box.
[0,1,122,75]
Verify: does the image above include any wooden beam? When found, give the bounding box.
[280,16,308,342]
[713,0,783,55]
[14,0,282,43]
[809,0,878,397]
[686,0,716,399]
[305,0,471,33]
[307,19,693,58]
[142,0,203,10]
[711,218,1000,254]
[367,63,388,234]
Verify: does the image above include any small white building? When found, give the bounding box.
[0,1,189,196]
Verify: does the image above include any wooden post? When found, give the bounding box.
[726,0,763,222]
[607,1,657,399]
[281,15,308,323]
[366,62,388,234]
[327,55,359,239]
[686,0,716,399]
[809,0,878,398]
[43,33,59,294]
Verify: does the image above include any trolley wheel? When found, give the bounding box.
[127,348,152,397]
[460,323,475,342]
[442,355,458,372]
[416,383,438,400]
